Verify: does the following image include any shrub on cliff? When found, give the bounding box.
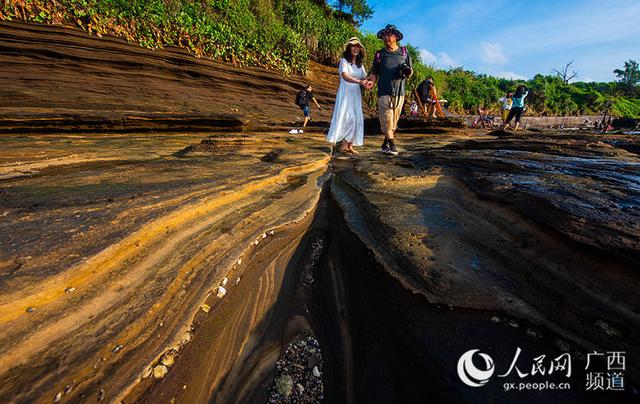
[0,0,356,74]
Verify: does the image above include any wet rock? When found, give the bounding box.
[153,364,168,379]
[275,374,293,397]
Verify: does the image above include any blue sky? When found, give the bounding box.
[360,0,640,82]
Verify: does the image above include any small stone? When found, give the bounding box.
[526,328,541,339]
[112,344,124,353]
[183,385,187,390]
[237,259,242,265]
[97,389,105,401]
[54,392,62,402]
[64,385,72,395]
[262,233,267,239]
[201,304,211,313]
[161,352,175,367]
[216,286,227,298]
[181,332,192,344]
[555,339,572,352]
[296,383,304,392]
[142,366,153,379]
[153,364,168,379]
[268,230,274,235]
[235,277,241,286]
[26,307,36,313]
[275,374,293,397]
[595,319,621,337]
[65,287,76,293]
[312,366,321,378]
[254,240,259,245]
[220,277,228,287]
[490,316,500,323]
[507,320,519,328]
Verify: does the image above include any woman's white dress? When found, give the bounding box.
[326,58,366,146]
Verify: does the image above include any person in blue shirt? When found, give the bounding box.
[502,85,528,131]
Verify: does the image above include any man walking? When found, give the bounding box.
[364,24,413,155]
[295,84,321,128]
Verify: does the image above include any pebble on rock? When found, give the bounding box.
[275,374,293,397]
[54,392,62,402]
[112,344,124,353]
[153,364,168,379]
[161,352,176,367]
[220,277,228,287]
[201,304,211,313]
[312,367,321,378]
[216,286,227,298]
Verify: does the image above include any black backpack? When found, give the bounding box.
[295,90,309,107]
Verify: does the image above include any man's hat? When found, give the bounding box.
[343,37,364,51]
[377,24,403,41]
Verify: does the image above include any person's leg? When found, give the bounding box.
[378,96,392,151]
[387,96,404,155]
[513,108,523,131]
[502,108,516,129]
[302,106,310,127]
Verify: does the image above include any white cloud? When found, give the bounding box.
[438,52,458,67]
[480,42,507,65]
[418,49,459,69]
[494,71,528,81]
[419,49,437,65]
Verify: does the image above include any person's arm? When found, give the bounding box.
[312,96,321,109]
[364,52,380,89]
[341,71,367,85]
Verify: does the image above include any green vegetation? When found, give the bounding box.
[2,1,638,117]
[1,0,356,75]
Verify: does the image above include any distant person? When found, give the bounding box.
[363,24,413,155]
[501,92,513,122]
[295,84,321,127]
[473,106,492,129]
[326,37,367,154]
[502,85,528,131]
[409,100,419,117]
[416,76,444,118]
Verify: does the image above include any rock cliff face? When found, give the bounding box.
[0,21,639,403]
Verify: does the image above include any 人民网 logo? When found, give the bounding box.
[457,349,495,387]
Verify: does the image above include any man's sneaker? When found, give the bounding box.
[386,145,399,155]
[380,144,390,153]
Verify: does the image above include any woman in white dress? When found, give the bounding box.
[326,37,367,154]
